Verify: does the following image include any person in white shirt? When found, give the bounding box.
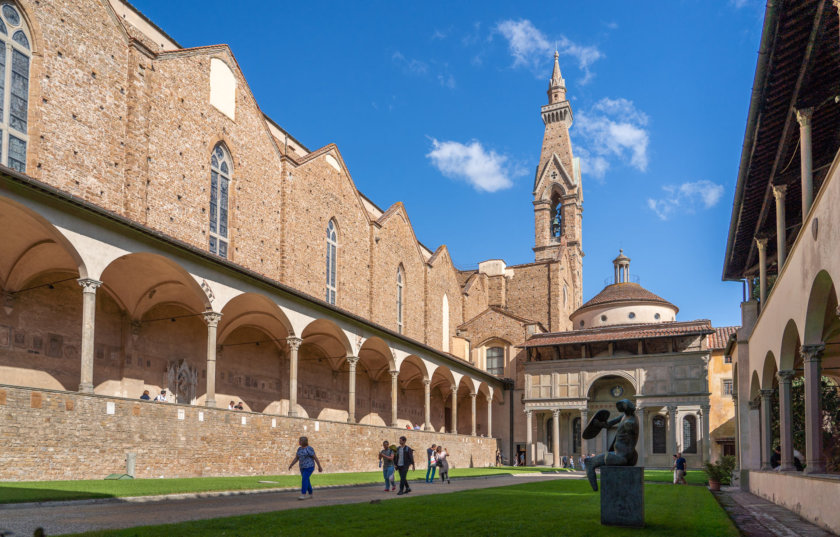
[153,389,167,402]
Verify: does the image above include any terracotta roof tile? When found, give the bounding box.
[575,282,678,313]
[708,326,739,350]
[521,319,713,347]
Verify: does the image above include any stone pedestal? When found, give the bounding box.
[600,466,644,528]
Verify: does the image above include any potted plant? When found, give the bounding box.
[703,455,736,491]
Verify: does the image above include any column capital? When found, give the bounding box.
[760,388,774,398]
[754,236,768,251]
[552,408,561,418]
[286,336,303,351]
[390,370,400,379]
[772,183,788,199]
[202,311,222,327]
[748,399,761,410]
[422,378,431,386]
[469,392,477,399]
[450,384,458,395]
[524,409,533,417]
[796,107,813,127]
[800,343,825,362]
[666,404,677,413]
[777,369,796,383]
[77,278,102,293]
[346,355,360,367]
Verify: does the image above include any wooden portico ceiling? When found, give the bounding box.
[724,0,840,281]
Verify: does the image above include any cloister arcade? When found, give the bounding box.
[0,190,503,438]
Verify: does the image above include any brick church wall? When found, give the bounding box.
[0,384,498,481]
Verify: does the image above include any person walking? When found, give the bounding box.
[425,443,437,483]
[288,436,323,500]
[395,436,415,495]
[495,449,501,467]
[379,440,396,492]
[436,445,450,484]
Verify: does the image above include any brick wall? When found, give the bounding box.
[0,385,498,481]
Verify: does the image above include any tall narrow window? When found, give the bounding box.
[683,415,697,454]
[652,415,666,454]
[441,293,449,352]
[0,3,31,172]
[209,143,231,258]
[396,265,404,333]
[325,219,337,304]
[572,417,581,454]
[486,347,504,376]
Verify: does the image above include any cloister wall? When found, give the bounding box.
[748,471,840,535]
[0,384,498,481]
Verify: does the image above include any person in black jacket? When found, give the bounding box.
[395,436,415,495]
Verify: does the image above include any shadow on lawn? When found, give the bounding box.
[0,486,116,505]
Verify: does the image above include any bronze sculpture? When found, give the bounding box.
[583,399,639,491]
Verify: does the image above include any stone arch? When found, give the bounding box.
[430,364,456,433]
[584,370,638,397]
[395,354,427,428]
[300,318,352,360]
[804,270,837,345]
[779,319,801,371]
[356,336,395,426]
[299,318,353,422]
[749,370,761,400]
[761,351,778,391]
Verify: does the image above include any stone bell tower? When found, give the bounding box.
[532,52,584,310]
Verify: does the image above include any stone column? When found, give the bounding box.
[423,379,432,430]
[450,385,458,434]
[637,407,646,467]
[580,408,589,455]
[202,311,222,408]
[552,409,561,467]
[286,336,302,417]
[772,184,787,267]
[77,278,102,393]
[777,370,795,471]
[486,394,493,437]
[756,237,768,307]
[525,409,534,465]
[801,344,826,474]
[470,393,477,436]
[760,389,774,470]
[667,405,678,456]
[390,370,399,427]
[700,404,711,464]
[346,356,359,423]
[796,108,814,217]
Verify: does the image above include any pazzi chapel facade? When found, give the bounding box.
[0,0,729,479]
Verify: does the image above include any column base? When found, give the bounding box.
[424,422,432,431]
[288,410,298,418]
[391,422,399,428]
[78,383,93,394]
[779,463,795,472]
[205,399,216,408]
[804,463,826,475]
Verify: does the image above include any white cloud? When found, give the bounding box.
[495,19,603,83]
[437,73,456,89]
[647,180,725,220]
[392,51,428,75]
[730,0,750,8]
[573,97,650,179]
[426,138,521,192]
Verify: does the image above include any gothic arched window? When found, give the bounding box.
[683,415,697,454]
[209,143,231,258]
[652,415,666,454]
[396,265,404,333]
[326,219,337,305]
[0,2,31,172]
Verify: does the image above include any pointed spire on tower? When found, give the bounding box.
[548,51,566,104]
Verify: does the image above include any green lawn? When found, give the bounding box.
[66,479,738,537]
[642,469,708,485]
[0,467,563,504]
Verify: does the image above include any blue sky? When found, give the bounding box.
[133,0,766,328]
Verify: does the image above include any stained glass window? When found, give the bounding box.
[0,3,30,172]
[326,220,337,304]
[209,143,231,258]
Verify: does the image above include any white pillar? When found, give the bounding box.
[772,184,787,268]
[760,389,774,470]
[202,311,222,408]
[756,237,768,307]
[423,379,432,430]
[346,356,359,423]
[552,409,561,467]
[526,409,534,465]
[286,336,302,416]
[701,404,711,464]
[470,393,477,436]
[637,407,646,467]
[390,370,399,427]
[801,344,826,474]
[486,393,493,437]
[796,108,814,217]
[77,278,102,393]
[450,385,458,434]
[777,370,795,471]
[667,405,678,456]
